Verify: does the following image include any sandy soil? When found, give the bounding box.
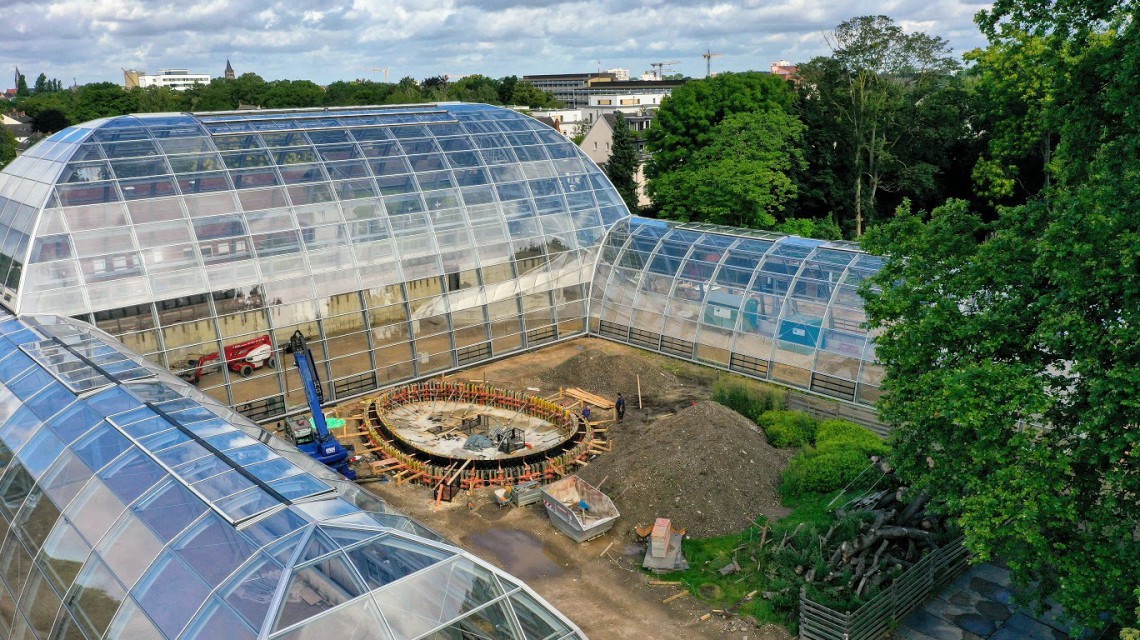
[359,338,795,640]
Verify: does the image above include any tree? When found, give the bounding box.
[509,81,560,108]
[32,109,70,134]
[965,33,1060,202]
[448,75,501,104]
[0,126,16,170]
[15,73,28,97]
[262,80,324,108]
[800,16,961,235]
[649,110,805,227]
[421,75,449,100]
[862,193,1139,628]
[856,3,1140,625]
[775,217,842,240]
[33,73,47,94]
[71,82,138,122]
[133,86,188,113]
[497,76,519,105]
[604,113,640,212]
[645,71,794,180]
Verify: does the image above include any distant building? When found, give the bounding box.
[606,68,630,81]
[522,72,617,108]
[225,59,235,80]
[771,60,798,80]
[2,111,35,151]
[123,68,210,91]
[522,107,588,138]
[580,80,681,124]
[581,111,653,207]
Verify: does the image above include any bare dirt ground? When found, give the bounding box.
[361,338,795,640]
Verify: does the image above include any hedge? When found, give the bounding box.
[759,410,819,448]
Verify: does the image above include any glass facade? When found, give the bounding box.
[0,105,627,422]
[0,308,584,639]
[589,218,884,405]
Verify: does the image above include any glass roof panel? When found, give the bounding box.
[270,592,391,640]
[371,555,503,639]
[174,511,259,587]
[133,550,212,637]
[342,532,451,592]
[222,552,285,630]
[182,596,259,640]
[511,590,575,640]
[274,552,368,632]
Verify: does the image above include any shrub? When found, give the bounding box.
[711,377,785,420]
[780,448,875,498]
[815,419,888,457]
[758,410,818,448]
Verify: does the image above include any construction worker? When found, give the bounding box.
[616,393,626,423]
[581,405,591,424]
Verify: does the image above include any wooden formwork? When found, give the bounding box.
[358,381,600,494]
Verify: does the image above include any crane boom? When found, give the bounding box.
[702,49,725,77]
[287,330,356,479]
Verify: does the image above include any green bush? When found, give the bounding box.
[711,377,785,420]
[758,410,818,448]
[815,419,888,457]
[780,448,875,498]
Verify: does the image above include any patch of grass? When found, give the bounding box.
[711,376,786,421]
[671,490,848,627]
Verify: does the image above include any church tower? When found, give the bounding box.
[224,59,235,80]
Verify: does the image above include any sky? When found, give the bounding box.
[1,0,993,88]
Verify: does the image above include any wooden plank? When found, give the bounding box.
[661,590,689,604]
[564,387,615,409]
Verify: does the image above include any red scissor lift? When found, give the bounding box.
[179,335,276,384]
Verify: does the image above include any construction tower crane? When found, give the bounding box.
[702,49,724,77]
[650,60,680,81]
[363,67,390,83]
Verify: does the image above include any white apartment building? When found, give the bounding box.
[126,68,211,91]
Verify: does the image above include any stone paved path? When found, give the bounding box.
[895,563,1109,640]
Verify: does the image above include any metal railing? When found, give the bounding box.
[799,537,970,640]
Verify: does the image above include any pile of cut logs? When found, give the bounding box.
[803,462,948,599]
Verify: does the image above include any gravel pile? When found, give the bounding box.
[578,401,795,539]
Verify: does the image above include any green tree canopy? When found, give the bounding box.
[796,16,963,236]
[645,71,794,179]
[508,80,560,108]
[0,126,16,170]
[262,79,324,109]
[965,33,1061,202]
[649,110,805,227]
[603,113,640,212]
[31,109,70,134]
[71,82,138,123]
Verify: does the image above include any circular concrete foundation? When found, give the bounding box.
[363,381,597,488]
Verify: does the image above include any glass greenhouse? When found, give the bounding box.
[0,308,584,639]
[0,104,626,422]
[0,104,886,426]
[589,218,885,405]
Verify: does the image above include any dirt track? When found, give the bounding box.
[363,338,794,640]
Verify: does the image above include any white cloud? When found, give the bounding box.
[0,0,992,88]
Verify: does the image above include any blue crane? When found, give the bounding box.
[286,330,357,479]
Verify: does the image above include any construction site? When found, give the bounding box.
[315,337,797,640]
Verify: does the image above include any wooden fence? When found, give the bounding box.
[799,537,970,640]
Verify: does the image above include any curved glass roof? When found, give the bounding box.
[0,308,584,639]
[0,104,626,423]
[588,217,884,406]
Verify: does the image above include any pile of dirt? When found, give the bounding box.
[540,348,683,404]
[577,401,795,538]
